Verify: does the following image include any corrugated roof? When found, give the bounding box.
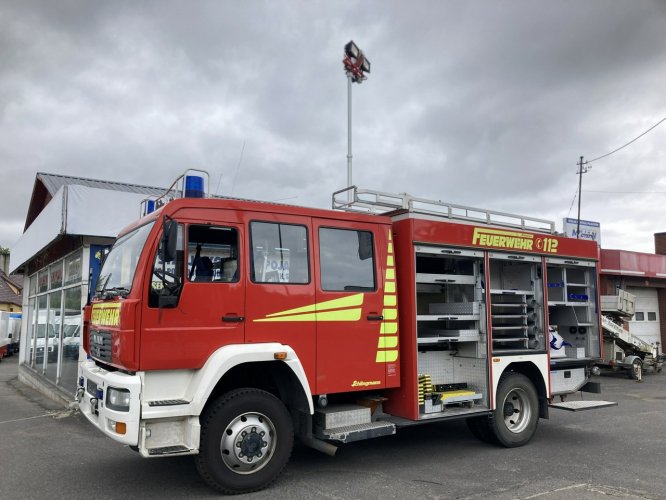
[37,172,166,196]
[0,270,22,307]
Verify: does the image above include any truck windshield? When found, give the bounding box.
[97,222,155,297]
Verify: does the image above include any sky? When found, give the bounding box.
[1,0,665,254]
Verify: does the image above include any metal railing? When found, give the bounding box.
[332,186,556,233]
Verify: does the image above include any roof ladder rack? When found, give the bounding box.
[332,186,556,234]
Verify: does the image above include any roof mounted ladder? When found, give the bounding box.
[332,186,556,234]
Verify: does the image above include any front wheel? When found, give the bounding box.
[489,373,539,447]
[195,388,294,494]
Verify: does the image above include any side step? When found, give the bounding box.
[317,421,396,443]
[549,400,617,412]
[146,445,194,456]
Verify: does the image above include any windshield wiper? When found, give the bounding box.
[99,287,130,300]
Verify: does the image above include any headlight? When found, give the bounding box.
[106,387,131,411]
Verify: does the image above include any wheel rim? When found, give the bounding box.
[220,412,277,474]
[502,387,532,434]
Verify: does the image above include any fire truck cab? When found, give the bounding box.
[77,175,615,494]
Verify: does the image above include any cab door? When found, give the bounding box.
[313,219,390,394]
[243,214,317,386]
[141,220,245,370]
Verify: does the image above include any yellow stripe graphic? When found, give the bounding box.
[378,336,398,348]
[377,228,399,364]
[254,293,364,323]
[380,322,398,334]
[376,350,399,363]
[264,293,363,318]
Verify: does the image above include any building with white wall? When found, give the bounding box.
[9,173,163,400]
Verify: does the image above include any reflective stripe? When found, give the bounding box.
[383,308,397,320]
[376,350,399,363]
[383,295,396,306]
[378,336,398,348]
[385,282,395,293]
[255,308,362,322]
[387,255,394,266]
[380,322,398,334]
[386,269,395,280]
[263,293,363,318]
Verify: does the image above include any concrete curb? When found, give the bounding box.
[18,363,74,408]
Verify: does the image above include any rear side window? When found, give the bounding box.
[187,225,239,283]
[319,227,375,292]
[250,222,309,284]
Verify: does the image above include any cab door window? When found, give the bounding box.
[250,222,309,284]
[318,227,375,291]
[149,223,184,308]
[187,225,239,282]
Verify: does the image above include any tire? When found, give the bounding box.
[629,359,643,380]
[489,373,539,447]
[195,388,294,495]
[466,415,498,444]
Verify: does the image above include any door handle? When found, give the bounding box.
[367,315,384,321]
[222,315,244,323]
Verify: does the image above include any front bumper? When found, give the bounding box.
[77,358,142,446]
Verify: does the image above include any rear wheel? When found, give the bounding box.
[629,359,643,380]
[195,388,294,494]
[489,373,539,447]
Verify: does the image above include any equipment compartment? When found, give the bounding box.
[488,254,545,354]
[414,246,488,419]
[546,258,600,363]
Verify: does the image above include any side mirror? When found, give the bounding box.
[358,232,373,261]
[161,219,178,262]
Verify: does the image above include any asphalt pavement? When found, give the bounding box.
[1,354,665,499]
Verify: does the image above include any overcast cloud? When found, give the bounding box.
[1,0,665,253]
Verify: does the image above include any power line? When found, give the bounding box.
[587,115,666,163]
[566,188,578,217]
[583,189,666,194]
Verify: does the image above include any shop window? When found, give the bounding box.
[61,287,82,393]
[634,312,645,321]
[45,291,62,383]
[64,251,82,285]
[22,298,35,365]
[38,269,48,294]
[250,222,309,284]
[318,227,375,292]
[647,312,657,321]
[50,260,63,289]
[187,225,239,282]
[29,274,36,296]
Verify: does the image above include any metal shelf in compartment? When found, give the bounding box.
[492,325,528,332]
[417,314,480,322]
[416,273,476,285]
[491,303,526,309]
[417,329,481,345]
[490,289,534,296]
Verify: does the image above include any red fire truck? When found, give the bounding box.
[77,173,615,494]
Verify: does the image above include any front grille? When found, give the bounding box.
[90,329,112,362]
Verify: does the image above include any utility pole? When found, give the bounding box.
[576,156,591,239]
